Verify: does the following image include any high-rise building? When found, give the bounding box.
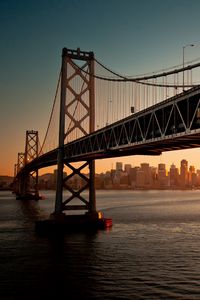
[150,166,157,187]
[158,163,166,176]
[180,159,188,186]
[140,163,151,186]
[136,169,145,188]
[124,164,132,174]
[189,165,195,186]
[129,167,139,188]
[169,163,179,187]
[189,165,195,173]
[157,163,168,187]
[196,170,200,186]
[116,162,123,172]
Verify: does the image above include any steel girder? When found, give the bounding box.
[64,85,200,160]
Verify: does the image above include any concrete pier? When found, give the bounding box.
[35,212,112,235]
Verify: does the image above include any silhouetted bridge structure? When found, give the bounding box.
[13,48,200,230]
[25,85,200,169]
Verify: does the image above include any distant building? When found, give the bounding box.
[151,166,157,180]
[104,171,113,189]
[196,169,200,186]
[169,163,179,187]
[180,159,188,187]
[189,165,196,186]
[124,164,132,174]
[150,166,157,187]
[136,169,145,188]
[116,162,123,172]
[157,163,168,187]
[140,163,151,187]
[0,176,13,190]
[39,173,54,189]
[129,167,139,188]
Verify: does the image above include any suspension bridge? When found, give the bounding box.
[13,47,200,231]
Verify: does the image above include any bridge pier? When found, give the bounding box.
[35,159,112,233]
[45,159,108,232]
[16,170,41,200]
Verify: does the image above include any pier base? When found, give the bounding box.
[35,212,112,234]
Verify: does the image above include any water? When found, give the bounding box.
[1,190,200,299]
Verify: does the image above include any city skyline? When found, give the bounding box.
[28,158,200,190]
[1,156,200,192]
[2,157,199,176]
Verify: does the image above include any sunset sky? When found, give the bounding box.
[1,0,200,176]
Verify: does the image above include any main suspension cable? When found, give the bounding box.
[84,58,200,86]
[39,70,61,155]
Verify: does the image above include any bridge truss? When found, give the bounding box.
[65,86,200,160]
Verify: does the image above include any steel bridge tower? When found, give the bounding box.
[13,152,25,195]
[53,47,97,219]
[15,130,39,199]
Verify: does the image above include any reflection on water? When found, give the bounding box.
[0,190,200,299]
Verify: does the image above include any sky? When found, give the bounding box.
[1,0,200,176]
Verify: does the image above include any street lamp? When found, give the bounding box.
[182,44,194,91]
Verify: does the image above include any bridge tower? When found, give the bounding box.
[17,152,25,172]
[54,47,97,220]
[16,130,39,199]
[24,130,39,198]
[13,152,25,195]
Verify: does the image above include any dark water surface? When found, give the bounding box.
[1,190,200,299]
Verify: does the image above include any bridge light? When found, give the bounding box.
[98,211,103,219]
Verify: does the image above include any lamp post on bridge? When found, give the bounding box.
[182,43,194,91]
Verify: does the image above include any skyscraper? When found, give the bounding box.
[180,159,188,187]
[157,163,167,187]
[124,164,132,174]
[116,162,123,172]
[169,163,179,187]
[140,163,151,186]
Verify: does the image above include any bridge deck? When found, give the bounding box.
[20,86,200,172]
